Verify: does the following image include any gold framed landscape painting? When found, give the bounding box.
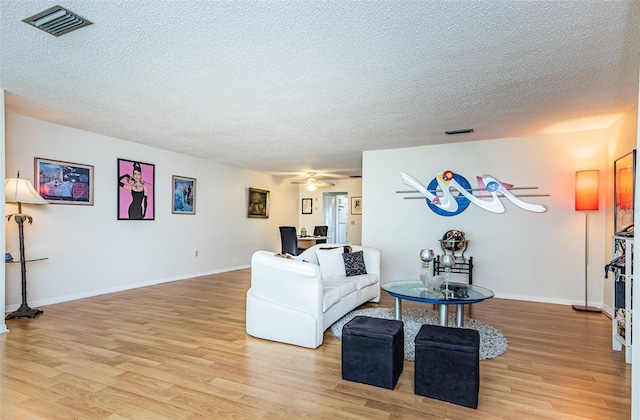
[248,187,269,218]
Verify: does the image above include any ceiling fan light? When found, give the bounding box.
[291,172,333,190]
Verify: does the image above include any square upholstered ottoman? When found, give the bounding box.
[341,316,404,389]
[414,324,480,408]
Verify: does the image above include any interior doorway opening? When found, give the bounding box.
[322,192,348,244]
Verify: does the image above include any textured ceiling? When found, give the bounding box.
[1,1,639,180]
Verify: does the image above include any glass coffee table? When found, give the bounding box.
[381,280,494,327]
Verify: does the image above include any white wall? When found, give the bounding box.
[4,113,298,311]
[296,178,363,245]
[0,92,6,333]
[363,131,609,306]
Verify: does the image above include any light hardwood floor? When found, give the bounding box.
[0,269,631,419]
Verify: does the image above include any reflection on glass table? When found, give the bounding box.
[381,280,494,327]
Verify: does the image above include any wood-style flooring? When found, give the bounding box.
[0,269,631,419]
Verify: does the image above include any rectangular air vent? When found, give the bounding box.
[23,6,92,37]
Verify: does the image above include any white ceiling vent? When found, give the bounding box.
[23,6,92,37]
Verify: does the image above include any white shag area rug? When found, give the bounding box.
[330,307,508,361]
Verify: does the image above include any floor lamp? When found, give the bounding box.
[572,170,602,312]
[5,172,48,319]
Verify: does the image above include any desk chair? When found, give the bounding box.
[279,226,306,255]
[313,225,328,244]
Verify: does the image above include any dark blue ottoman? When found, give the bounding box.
[414,324,480,408]
[342,316,404,389]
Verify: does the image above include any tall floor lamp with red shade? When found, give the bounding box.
[573,170,602,312]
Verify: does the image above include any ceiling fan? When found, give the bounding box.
[291,172,335,191]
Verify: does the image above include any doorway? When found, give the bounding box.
[322,192,348,244]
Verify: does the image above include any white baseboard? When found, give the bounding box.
[495,292,608,315]
[4,265,250,312]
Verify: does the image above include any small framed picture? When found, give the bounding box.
[248,187,269,218]
[302,198,312,214]
[351,196,362,215]
[614,150,636,233]
[172,175,196,215]
[118,158,155,220]
[34,157,94,205]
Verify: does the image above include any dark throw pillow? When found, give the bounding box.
[343,250,367,277]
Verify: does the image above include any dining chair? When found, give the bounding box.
[279,226,306,255]
[313,225,328,244]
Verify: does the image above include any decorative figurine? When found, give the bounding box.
[440,254,455,296]
[439,229,469,262]
[419,249,444,291]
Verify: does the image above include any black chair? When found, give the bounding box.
[313,225,328,244]
[279,226,306,255]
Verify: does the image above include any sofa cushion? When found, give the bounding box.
[322,286,342,312]
[324,280,358,298]
[343,250,367,276]
[323,280,358,312]
[347,273,378,290]
[316,247,346,278]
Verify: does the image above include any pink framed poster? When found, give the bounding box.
[117,158,155,220]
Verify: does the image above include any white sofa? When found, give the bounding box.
[246,244,382,349]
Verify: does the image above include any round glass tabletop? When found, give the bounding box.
[381,280,494,304]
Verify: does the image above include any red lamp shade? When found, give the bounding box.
[575,170,599,211]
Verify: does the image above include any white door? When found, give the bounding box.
[323,192,348,244]
[323,194,337,243]
[336,195,348,243]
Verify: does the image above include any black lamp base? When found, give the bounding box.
[572,304,602,313]
[5,304,43,320]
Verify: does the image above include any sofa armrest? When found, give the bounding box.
[351,245,381,278]
[250,251,324,315]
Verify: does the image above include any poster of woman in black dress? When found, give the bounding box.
[118,159,155,220]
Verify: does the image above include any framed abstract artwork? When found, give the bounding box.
[302,198,312,214]
[248,188,269,218]
[34,157,94,205]
[351,196,362,215]
[172,175,196,215]
[117,158,155,220]
[614,150,636,233]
